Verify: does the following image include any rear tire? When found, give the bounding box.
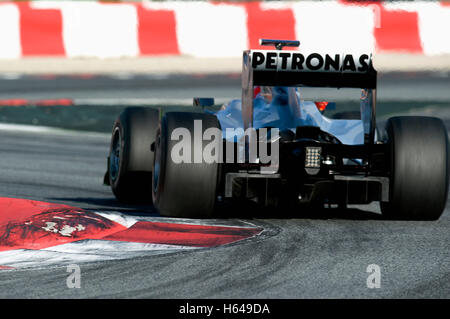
[380,116,449,220]
[108,107,159,203]
[152,112,221,218]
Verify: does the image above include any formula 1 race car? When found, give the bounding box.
[105,39,449,220]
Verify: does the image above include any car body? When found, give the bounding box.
[106,39,449,220]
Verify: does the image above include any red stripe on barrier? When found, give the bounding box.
[0,99,73,106]
[0,99,29,106]
[0,265,14,270]
[339,1,423,53]
[340,1,423,53]
[104,221,263,247]
[35,99,73,106]
[243,2,296,50]
[0,198,126,252]
[374,6,423,53]
[136,4,179,55]
[17,2,65,56]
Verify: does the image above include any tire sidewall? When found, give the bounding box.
[109,120,127,191]
[152,121,167,208]
[152,112,220,218]
[108,107,159,203]
[383,116,449,220]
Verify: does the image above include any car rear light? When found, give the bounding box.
[314,101,336,112]
[305,146,321,175]
[253,86,261,98]
[314,101,329,112]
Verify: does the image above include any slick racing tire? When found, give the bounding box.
[108,107,159,203]
[152,112,221,218]
[380,116,449,220]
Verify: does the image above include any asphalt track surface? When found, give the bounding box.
[0,73,449,298]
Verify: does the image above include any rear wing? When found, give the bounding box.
[243,50,377,89]
[241,49,377,145]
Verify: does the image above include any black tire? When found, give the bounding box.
[380,116,449,220]
[152,112,221,218]
[108,107,159,203]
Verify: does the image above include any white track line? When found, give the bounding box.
[0,123,109,138]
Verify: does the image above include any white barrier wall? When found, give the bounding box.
[0,1,449,58]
